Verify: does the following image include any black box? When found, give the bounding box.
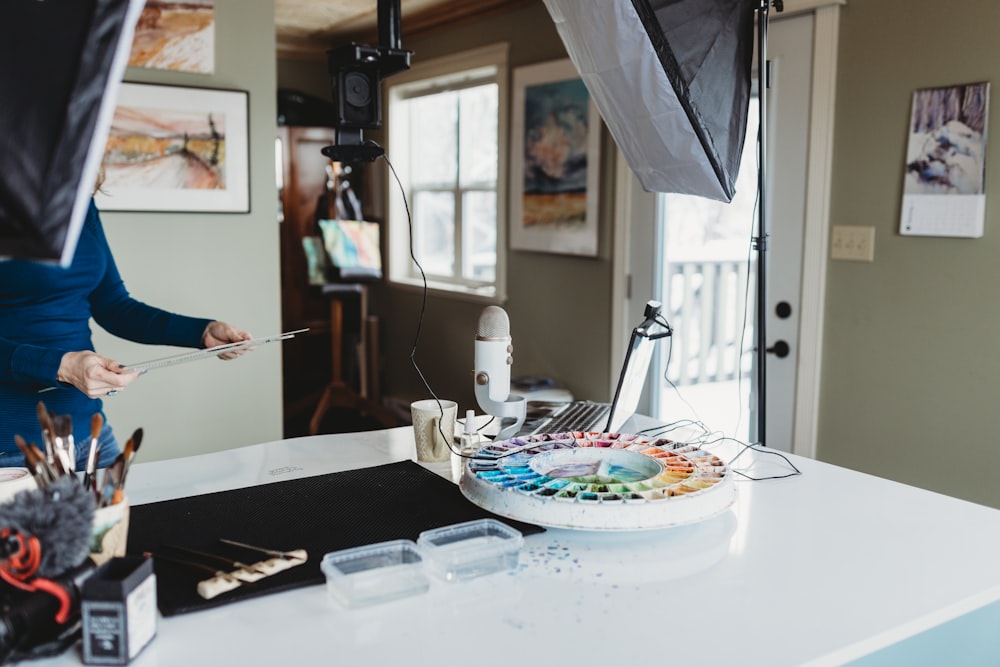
[81,556,157,665]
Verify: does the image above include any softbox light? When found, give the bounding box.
[542,0,756,202]
[0,0,143,266]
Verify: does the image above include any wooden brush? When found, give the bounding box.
[35,401,55,464]
[101,455,124,507]
[14,435,43,486]
[111,427,143,505]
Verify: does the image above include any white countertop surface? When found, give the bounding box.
[35,427,1000,666]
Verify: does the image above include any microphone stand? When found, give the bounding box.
[474,383,526,441]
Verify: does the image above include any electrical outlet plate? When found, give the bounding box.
[830,225,875,262]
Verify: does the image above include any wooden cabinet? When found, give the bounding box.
[277,126,337,334]
[277,126,337,434]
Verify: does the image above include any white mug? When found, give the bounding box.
[410,399,458,462]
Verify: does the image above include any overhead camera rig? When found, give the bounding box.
[322,0,412,163]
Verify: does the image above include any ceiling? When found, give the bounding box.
[274,0,533,59]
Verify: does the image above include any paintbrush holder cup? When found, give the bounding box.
[91,500,130,567]
[0,467,37,504]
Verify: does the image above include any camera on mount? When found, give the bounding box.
[322,0,412,163]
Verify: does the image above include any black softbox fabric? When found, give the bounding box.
[0,0,142,265]
[543,0,756,202]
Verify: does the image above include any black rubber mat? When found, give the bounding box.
[126,460,543,615]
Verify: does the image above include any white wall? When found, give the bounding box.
[93,0,283,462]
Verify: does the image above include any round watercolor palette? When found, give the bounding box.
[459,432,735,531]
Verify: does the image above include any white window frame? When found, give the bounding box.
[386,43,509,302]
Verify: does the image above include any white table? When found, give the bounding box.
[36,427,1000,666]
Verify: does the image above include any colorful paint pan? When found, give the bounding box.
[460,431,736,531]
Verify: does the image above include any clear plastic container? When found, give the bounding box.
[417,519,523,582]
[320,539,429,607]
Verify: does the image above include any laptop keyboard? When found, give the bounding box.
[531,401,611,435]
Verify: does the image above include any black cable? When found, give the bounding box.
[637,419,802,482]
[726,440,803,481]
[378,148,434,400]
[659,333,707,429]
[377,142,489,457]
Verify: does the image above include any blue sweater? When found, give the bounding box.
[0,200,212,456]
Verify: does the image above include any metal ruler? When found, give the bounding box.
[123,328,309,375]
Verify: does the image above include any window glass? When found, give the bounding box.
[413,190,455,276]
[411,93,457,186]
[459,85,498,187]
[387,44,507,300]
[463,190,496,281]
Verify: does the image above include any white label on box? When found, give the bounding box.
[126,574,157,659]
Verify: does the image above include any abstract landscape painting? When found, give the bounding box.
[509,59,600,256]
[128,0,215,74]
[521,78,591,227]
[95,83,248,213]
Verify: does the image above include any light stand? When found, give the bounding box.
[752,0,782,447]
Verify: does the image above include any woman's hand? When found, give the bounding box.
[202,321,253,360]
[57,351,138,398]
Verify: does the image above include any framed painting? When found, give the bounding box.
[95,83,249,213]
[127,0,215,74]
[509,59,600,256]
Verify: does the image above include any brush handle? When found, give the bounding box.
[253,555,307,576]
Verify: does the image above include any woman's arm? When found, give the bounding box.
[85,205,213,347]
[0,336,65,386]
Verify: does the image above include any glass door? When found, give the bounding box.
[654,102,760,442]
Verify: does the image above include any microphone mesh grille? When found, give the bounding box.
[477,305,510,338]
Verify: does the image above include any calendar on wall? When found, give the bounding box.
[899,82,989,238]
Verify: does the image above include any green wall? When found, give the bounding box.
[94,0,283,462]
[818,0,1000,507]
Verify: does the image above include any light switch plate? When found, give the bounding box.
[831,225,875,262]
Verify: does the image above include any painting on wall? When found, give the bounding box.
[127,0,215,74]
[94,83,249,213]
[900,81,990,238]
[509,59,600,256]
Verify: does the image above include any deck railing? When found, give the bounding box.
[664,258,755,386]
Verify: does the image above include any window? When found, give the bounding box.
[387,44,508,300]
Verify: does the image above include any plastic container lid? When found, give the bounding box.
[320,539,429,607]
[417,518,523,582]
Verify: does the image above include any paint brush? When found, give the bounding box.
[111,427,143,504]
[163,544,269,581]
[83,413,103,493]
[148,552,244,600]
[14,435,49,487]
[36,401,55,464]
[61,415,75,473]
[218,538,308,575]
[101,455,124,507]
[50,414,73,475]
[218,538,308,562]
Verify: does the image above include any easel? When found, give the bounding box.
[308,164,396,435]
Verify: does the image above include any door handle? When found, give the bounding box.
[765,340,790,358]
